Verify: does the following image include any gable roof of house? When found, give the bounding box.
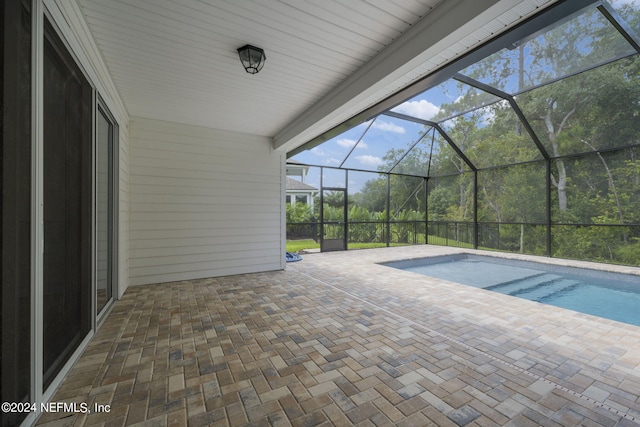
[286,177,318,192]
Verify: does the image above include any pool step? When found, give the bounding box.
[484,273,560,294]
[485,274,582,303]
[510,277,581,302]
[536,281,581,303]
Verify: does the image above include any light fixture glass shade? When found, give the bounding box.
[237,44,266,74]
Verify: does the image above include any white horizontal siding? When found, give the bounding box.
[129,117,284,285]
[118,125,130,296]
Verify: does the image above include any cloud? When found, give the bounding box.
[392,99,440,120]
[372,120,405,134]
[355,155,383,167]
[311,147,325,156]
[325,158,341,165]
[336,138,367,149]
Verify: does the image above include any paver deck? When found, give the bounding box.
[37,246,640,426]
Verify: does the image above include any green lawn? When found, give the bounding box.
[286,235,474,253]
[347,242,389,249]
[286,239,319,253]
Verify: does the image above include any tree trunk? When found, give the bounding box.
[459,183,466,219]
[582,139,627,242]
[543,100,572,211]
[554,158,568,211]
[632,148,639,187]
[516,45,525,135]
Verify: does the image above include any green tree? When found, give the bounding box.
[323,191,345,208]
[286,203,312,223]
[357,178,387,213]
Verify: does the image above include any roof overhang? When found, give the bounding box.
[273,0,560,153]
[72,0,560,155]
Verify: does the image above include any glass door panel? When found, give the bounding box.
[42,18,92,388]
[1,1,32,425]
[96,106,114,316]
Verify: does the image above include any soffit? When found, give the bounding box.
[76,0,440,135]
[76,0,557,151]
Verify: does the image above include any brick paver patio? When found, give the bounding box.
[37,246,640,426]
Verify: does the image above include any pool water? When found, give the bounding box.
[383,255,640,327]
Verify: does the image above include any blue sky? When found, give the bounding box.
[290,82,451,170]
[289,78,490,192]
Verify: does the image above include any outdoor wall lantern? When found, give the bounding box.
[237,44,266,74]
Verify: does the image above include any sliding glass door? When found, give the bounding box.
[1,5,120,422]
[42,18,93,389]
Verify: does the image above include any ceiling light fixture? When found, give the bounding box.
[237,44,266,74]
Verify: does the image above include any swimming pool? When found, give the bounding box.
[383,254,640,327]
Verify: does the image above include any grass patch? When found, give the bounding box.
[286,240,411,252]
[347,242,389,249]
[287,235,474,253]
[286,239,319,253]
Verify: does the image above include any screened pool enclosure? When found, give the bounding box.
[287,0,640,266]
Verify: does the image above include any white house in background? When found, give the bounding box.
[286,161,318,208]
[2,1,581,426]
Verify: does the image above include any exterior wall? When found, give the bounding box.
[129,118,285,286]
[118,124,130,297]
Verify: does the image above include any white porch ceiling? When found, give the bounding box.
[75,0,557,153]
